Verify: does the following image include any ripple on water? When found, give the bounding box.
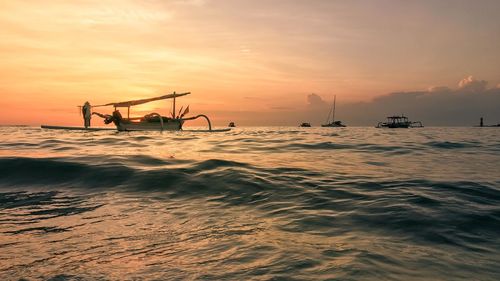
[0,127,499,280]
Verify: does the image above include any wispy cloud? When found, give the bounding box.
[1,1,500,125]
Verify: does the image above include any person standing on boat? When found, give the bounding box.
[82,101,91,128]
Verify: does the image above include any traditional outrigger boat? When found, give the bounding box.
[41,92,230,132]
[376,115,423,128]
[321,95,346,127]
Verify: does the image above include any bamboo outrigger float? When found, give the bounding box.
[41,92,230,132]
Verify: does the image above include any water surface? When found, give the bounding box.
[1,126,499,280]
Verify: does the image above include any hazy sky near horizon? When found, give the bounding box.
[1,0,499,125]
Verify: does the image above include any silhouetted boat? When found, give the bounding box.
[321,95,346,127]
[299,122,312,127]
[42,92,230,132]
[228,122,236,127]
[478,117,500,127]
[89,92,219,131]
[376,115,423,128]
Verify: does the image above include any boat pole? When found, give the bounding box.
[332,95,336,122]
[325,95,333,124]
[172,91,176,119]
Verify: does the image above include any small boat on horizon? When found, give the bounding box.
[299,122,312,127]
[228,122,236,127]
[478,117,500,127]
[321,95,346,127]
[376,115,423,128]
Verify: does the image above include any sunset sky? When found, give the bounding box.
[1,0,499,126]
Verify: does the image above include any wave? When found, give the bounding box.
[425,141,481,149]
[1,153,500,280]
[1,156,499,239]
[1,156,498,195]
[2,127,500,280]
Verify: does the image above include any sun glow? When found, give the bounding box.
[1,1,500,126]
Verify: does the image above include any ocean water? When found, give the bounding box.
[0,126,499,281]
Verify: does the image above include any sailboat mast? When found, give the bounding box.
[332,95,336,122]
[325,106,332,124]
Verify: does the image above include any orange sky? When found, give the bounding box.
[1,0,499,126]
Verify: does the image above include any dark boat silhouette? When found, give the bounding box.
[376,115,423,128]
[479,117,500,127]
[41,92,231,132]
[322,95,346,127]
[299,122,312,127]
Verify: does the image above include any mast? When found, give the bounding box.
[172,91,176,119]
[325,106,332,124]
[324,95,334,124]
[332,95,336,123]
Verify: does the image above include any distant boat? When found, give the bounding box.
[376,115,423,128]
[299,122,312,127]
[479,117,500,127]
[321,95,346,127]
[228,122,236,127]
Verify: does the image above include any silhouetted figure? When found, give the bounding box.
[112,110,122,123]
[82,101,91,128]
[480,117,484,127]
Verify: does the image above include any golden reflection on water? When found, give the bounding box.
[0,190,362,279]
[1,126,499,280]
[1,126,499,181]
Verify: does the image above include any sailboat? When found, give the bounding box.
[321,95,346,127]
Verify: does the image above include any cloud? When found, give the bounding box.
[173,0,207,7]
[336,76,500,126]
[307,93,328,108]
[270,106,294,111]
[244,96,264,100]
[458,76,488,92]
[170,77,499,127]
[427,86,452,93]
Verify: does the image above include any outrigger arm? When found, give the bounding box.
[181,114,212,131]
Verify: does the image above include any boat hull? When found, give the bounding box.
[116,119,183,131]
[321,119,346,127]
[321,124,346,127]
[376,123,410,128]
[41,125,115,131]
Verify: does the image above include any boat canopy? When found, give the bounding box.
[95,92,190,108]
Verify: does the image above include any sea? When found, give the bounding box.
[0,126,499,281]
